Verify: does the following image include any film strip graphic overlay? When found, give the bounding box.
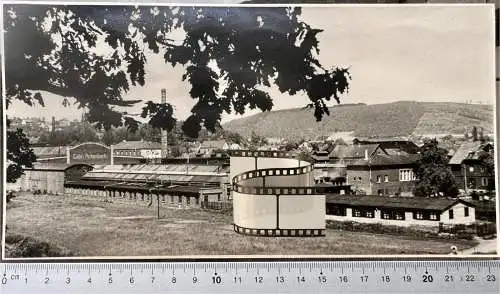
[229,150,325,237]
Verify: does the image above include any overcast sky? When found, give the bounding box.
[5,4,496,123]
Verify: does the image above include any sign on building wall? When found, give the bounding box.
[140,149,162,159]
[69,143,112,165]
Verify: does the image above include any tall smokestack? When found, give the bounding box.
[160,89,169,159]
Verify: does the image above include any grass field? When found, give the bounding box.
[5,193,479,257]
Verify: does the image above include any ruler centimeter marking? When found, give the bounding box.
[0,261,499,293]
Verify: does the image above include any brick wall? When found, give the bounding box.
[347,166,416,195]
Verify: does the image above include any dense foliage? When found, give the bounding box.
[4,4,351,182]
[5,5,350,135]
[413,139,459,198]
[6,121,37,183]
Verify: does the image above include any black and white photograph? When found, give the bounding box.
[2,2,498,259]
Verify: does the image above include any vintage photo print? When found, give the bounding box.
[2,2,498,260]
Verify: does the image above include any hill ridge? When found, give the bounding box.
[222,101,494,139]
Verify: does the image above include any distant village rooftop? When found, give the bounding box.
[112,140,162,150]
[448,141,493,165]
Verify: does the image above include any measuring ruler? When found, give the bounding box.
[1,260,499,293]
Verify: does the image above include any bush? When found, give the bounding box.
[6,191,16,203]
[5,234,77,258]
[455,231,474,240]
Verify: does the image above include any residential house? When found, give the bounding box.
[311,150,330,164]
[329,143,383,165]
[112,140,162,164]
[352,137,420,155]
[324,144,385,188]
[346,152,420,196]
[326,131,356,143]
[197,140,230,157]
[325,194,476,227]
[312,149,345,183]
[298,141,314,153]
[448,141,494,193]
[228,143,242,150]
[266,137,284,147]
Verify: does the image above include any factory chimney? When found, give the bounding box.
[160,89,169,159]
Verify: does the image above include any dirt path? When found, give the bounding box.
[458,237,497,255]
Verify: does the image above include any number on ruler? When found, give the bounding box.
[445,275,454,282]
[318,275,327,283]
[403,275,412,282]
[360,276,368,283]
[422,274,434,283]
[212,276,222,284]
[276,276,285,283]
[44,277,49,285]
[193,276,198,284]
[339,276,348,283]
[129,277,135,284]
[255,276,263,284]
[234,276,242,284]
[297,276,306,283]
[65,277,71,284]
[381,275,391,283]
[465,275,475,282]
[487,275,496,282]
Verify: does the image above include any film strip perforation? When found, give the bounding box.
[233,224,326,237]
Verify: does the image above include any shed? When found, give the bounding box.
[20,163,93,194]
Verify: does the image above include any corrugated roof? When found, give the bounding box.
[82,172,224,184]
[326,194,474,211]
[112,140,162,150]
[65,180,218,194]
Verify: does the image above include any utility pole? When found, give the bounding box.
[160,89,169,159]
[157,192,160,219]
[463,163,468,195]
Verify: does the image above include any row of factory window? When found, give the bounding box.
[67,188,224,203]
[326,206,468,221]
[349,169,416,183]
[115,150,140,156]
[231,150,292,158]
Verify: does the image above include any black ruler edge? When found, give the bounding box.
[2,255,500,263]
